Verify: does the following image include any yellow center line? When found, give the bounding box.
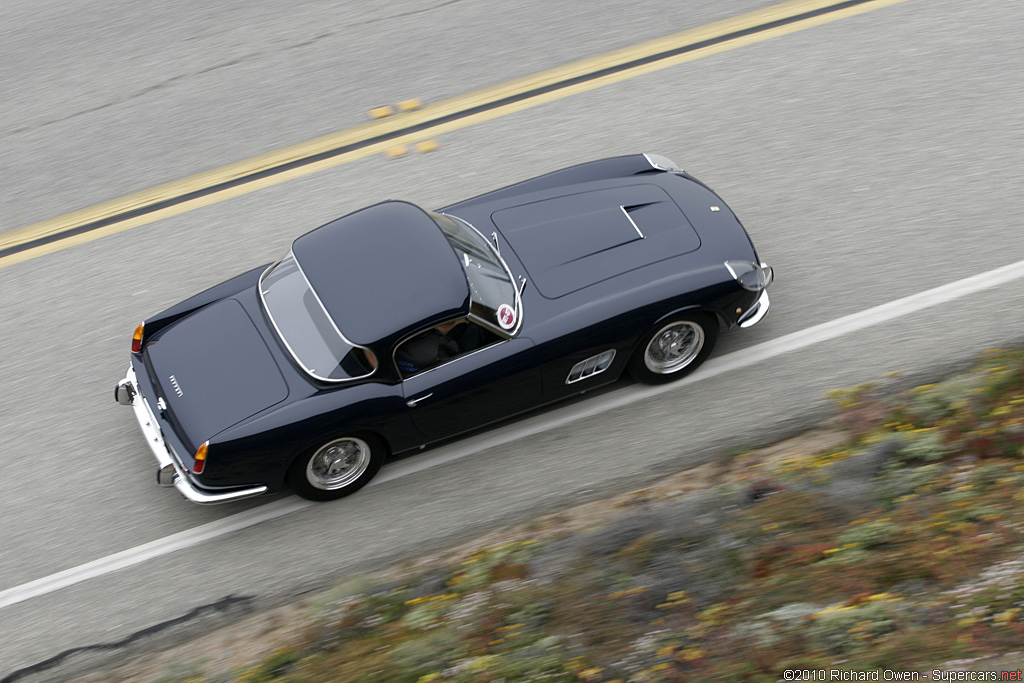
[0,0,910,269]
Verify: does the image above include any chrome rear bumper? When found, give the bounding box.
[116,364,268,504]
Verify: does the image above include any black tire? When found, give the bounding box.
[288,433,386,501]
[627,312,719,384]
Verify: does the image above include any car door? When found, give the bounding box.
[401,336,541,442]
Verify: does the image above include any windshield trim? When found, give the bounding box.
[440,213,524,338]
[258,252,376,383]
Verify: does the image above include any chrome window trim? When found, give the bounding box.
[565,349,616,384]
[258,252,376,384]
[392,322,506,380]
[441,212,524,339]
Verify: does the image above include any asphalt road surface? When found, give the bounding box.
[2,0,1023,679]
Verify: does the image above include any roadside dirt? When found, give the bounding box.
[70,427,850,683]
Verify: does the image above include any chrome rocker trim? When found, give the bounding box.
[738,289,771,328]
[116,364,268,504]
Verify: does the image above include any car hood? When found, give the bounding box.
[145,298,289,448]
[487,182,701,299]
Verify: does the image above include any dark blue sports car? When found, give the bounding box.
[115,154,773,503]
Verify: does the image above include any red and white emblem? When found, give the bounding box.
[496,303,516,330]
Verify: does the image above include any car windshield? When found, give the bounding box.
[259,253,373,382]
[431,212,521,336]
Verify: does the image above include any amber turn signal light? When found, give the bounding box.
[193,441,208,474]
[131,323,145,353]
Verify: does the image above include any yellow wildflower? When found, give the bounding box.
[681,646,706,661]
[994,609,1020,624]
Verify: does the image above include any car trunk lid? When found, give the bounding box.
[144,299,289,449]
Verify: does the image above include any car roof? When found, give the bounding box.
[292,201,470,347]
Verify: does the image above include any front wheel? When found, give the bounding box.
[288,434,385,501]
[628,313,718,384]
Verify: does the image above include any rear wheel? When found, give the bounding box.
[288,433,385,501]
[628,313,718,384]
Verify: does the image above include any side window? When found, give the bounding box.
[395,318,499,377]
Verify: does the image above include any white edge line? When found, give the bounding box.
[0,498,313,610]
[2,257,1023,611]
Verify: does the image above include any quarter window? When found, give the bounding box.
[430,213,522,337]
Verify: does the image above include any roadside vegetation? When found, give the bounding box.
[156,348,1024,682]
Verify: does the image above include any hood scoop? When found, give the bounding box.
[492,183,701,298]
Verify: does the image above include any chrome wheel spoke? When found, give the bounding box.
[644,321,705,374]
[307,437,371,490]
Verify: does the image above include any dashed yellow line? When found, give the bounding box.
[0,0,910,269]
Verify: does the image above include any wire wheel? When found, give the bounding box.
[305,437,372,490]
[644,320,705,374]
[628,313,718,385]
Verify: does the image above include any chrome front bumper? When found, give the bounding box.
[738,288,771,328]
[115,364,267,504]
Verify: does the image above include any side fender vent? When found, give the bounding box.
[566,349,616,384]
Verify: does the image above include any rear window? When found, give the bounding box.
[259,253,374,381]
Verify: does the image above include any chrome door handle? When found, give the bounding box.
[406,392,433,408]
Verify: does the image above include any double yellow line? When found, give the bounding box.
[0,0,909,269]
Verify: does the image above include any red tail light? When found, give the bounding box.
[131,323,145,353]
[193,441,208,474]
